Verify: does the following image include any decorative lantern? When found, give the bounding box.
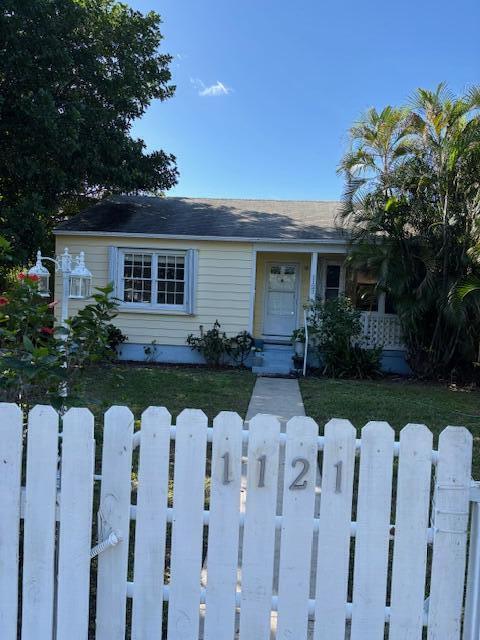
[28,251,51,297]
[69,251,92,299]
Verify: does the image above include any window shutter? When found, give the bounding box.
[185,249,198,314]
[107,246,119,298]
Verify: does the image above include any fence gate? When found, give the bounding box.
[0,402,478,639]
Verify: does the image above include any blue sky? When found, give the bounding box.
[129,0,479,201]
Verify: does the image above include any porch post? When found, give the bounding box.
[309,252,318,300]
[248,248,257,334]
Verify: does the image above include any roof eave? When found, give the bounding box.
[53,229,349,245]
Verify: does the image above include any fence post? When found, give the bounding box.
[95,406,134,640]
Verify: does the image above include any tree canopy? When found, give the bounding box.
[339,84,480,378]
[0,0,177,264]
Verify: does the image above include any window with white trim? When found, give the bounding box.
[115,248,196,313]
[325,264,341,299]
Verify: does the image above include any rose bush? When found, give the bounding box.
[0,276,125,409]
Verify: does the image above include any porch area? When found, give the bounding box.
[250,249,406,375]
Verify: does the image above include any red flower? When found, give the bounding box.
[28,274,40,282]
[0,296,9,305]
[40,326,55,335]
[17,273,26,280]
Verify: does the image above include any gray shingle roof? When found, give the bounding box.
[54,196,347,242]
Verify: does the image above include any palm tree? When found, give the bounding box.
[338,105,413,215]
[338,84,480,377]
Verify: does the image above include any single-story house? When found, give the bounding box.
[54,196,409,374]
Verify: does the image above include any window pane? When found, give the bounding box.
[325,288,339,300]
[123,253,153,303]
[385,293,396,314]
[156,253,186,306]
[326,265,341,288]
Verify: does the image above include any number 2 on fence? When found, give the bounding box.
[289,457,310,490]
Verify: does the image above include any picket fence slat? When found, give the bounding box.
[427,426,472,640]
[276,416,318,639]
[313,418,357,640]
[132,407,171,640]
[389,424,433,640]
[204,411,243,640]
[56,408,95,640]
[21,405,59,640]
[239,414,281,640]
[350,421,394,640]
[167,409,208,640]
[96,406,134,640]
[0,403,23,640]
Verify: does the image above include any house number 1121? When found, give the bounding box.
[221,453,343,493]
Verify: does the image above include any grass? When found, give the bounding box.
[75,363,256,423]
[300,377,480,476]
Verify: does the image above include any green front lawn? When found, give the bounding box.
[300,377,480,476]
[75,363,256,423]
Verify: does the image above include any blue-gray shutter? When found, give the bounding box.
[185,249,198,314]
[107,246,119,298]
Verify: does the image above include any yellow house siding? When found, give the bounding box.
[54,236,254,345]
[253,252,310,337]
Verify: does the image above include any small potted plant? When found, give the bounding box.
[291,327,306,357]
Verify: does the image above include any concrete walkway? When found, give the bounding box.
[245,376,306,426]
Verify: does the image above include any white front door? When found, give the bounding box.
[263,263,299,337]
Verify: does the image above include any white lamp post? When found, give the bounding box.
[28,248,92,323]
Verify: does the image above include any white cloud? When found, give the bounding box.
[190,78,232,97]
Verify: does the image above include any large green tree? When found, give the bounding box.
[0,0,177,264]
[339,84,480,378]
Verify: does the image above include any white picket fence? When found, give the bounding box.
[0,402,479,639]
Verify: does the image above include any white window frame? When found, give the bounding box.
[115,248,195,314]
